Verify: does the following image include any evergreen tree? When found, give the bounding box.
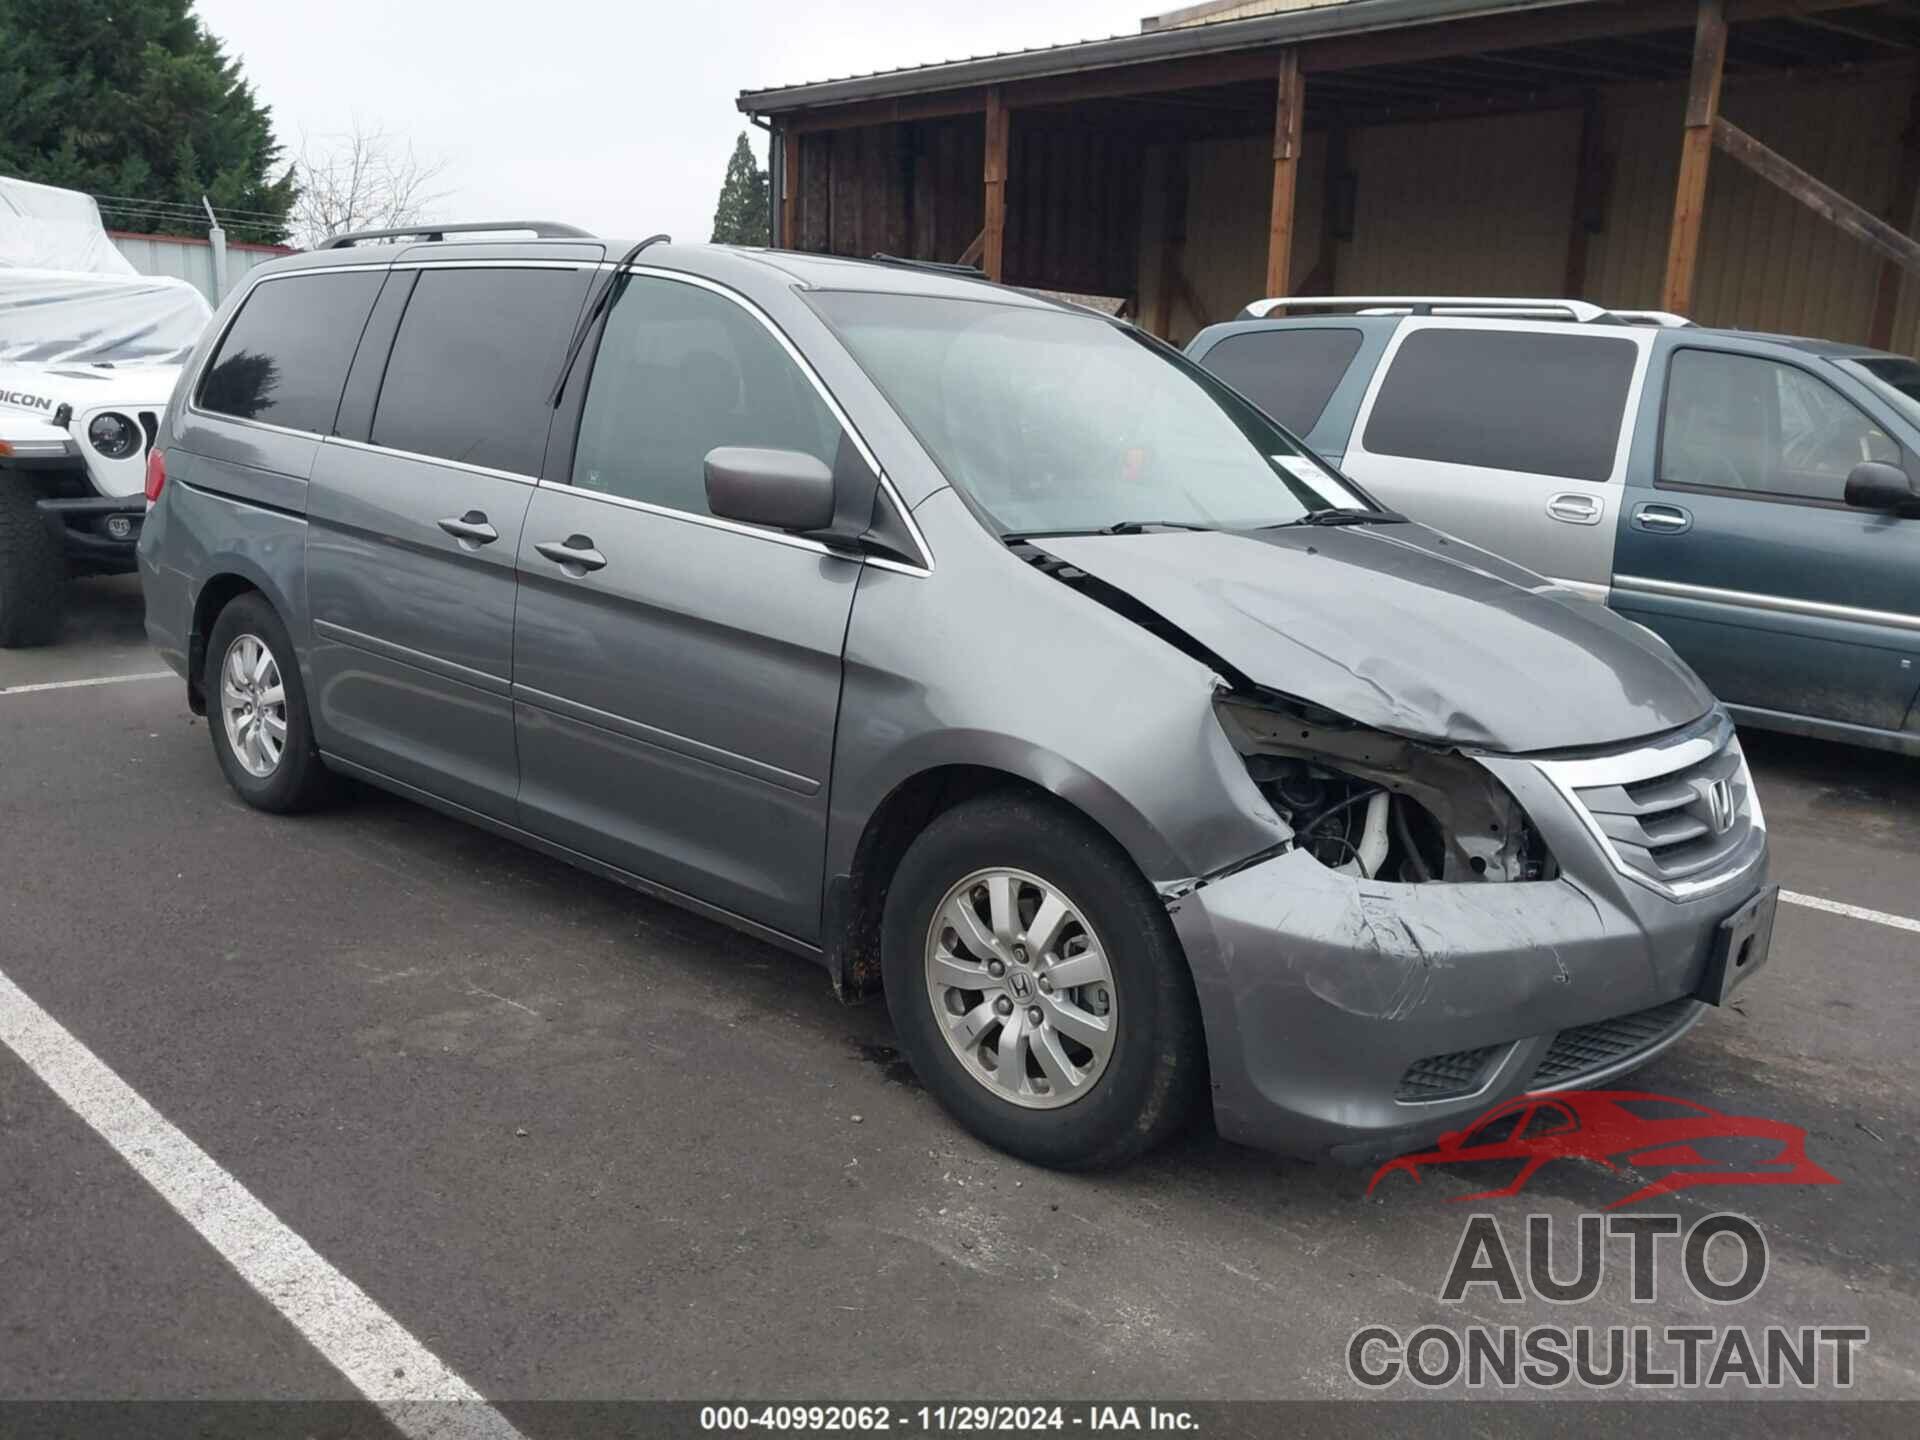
[0,0,296,243]
[709,132,770,247]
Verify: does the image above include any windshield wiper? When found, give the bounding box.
[1097,519,1214,534]
[1276,507,1408,528]
[1003,520,1215,541]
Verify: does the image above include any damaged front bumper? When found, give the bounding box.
[1167,716,1770,1165]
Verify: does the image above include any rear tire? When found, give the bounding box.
[882,794,1205,1170]
[0,478,67,648]
[204,593,335,812]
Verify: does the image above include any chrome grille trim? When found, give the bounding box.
[1532,712,1765,900]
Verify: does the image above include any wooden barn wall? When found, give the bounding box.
[1130,60,1920,351]
[792,117,1141,294]
[1138,132,1330,345]
[1003,124,1145,297]
[1340,109,1583,296]
[1587,62,1920,353]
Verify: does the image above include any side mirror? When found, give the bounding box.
[704,447,837,534]
[1843,461,1918,513]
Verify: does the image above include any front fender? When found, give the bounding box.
[827,490,1288,892]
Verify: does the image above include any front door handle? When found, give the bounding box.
[437,511,499,547]
[1546,491,1605,526]
[1633,502,1693,534]
[533,535,608,573]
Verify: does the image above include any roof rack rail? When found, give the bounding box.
[868,252,985,278]
[1240,295,1693,327]
[317,221,595,250]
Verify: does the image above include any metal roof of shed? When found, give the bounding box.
[736,0,1591,113]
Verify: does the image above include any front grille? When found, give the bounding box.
[1397,1044,1500,1101]
[1559,722,1756,892]
[1531,997,1698,1088]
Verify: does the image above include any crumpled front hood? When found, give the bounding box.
[1032,524,1714,753]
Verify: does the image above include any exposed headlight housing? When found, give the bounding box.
[1215,692,1556,884]
[87,411,141,460]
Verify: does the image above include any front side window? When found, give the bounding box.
[198,272,383,433]
[371,267,586,476]
[808,292,1366,536]
[1362,328,1637,482]
[572,276,843,515]
[1660,349,1900,502]
[1198,327,1365,437]
[1848,354,1920,432]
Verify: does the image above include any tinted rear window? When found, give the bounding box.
[197,273,382,434]
[371,267,585,475]
[1362,328,1637,481]
[1199,328,1362,436]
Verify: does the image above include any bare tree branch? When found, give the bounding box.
[287,123,449,249]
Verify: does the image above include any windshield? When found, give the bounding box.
[1845,355,1920,434]
[808,291,1369,535]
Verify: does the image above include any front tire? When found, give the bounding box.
[882,795,1205,1169]
[0,478,67,648]
[204,593,334,812]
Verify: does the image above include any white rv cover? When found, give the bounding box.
[0,175,212,364]
[0,267,212,365]
[0,175,137,275]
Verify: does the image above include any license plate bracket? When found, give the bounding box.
[1698,884,1779,1006]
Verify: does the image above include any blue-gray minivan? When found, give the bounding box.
[141,237,1774,1169]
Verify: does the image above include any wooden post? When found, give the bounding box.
[780,129,799,249]
[1870,75,1920,350]
[1661,0,1727,316]
[1266,48,1305,298]
[1564,91,1606,299]
[983,87,1009,282]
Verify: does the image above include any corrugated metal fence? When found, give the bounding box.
[108,231,293,303]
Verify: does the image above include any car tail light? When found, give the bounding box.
[144,448,167,503]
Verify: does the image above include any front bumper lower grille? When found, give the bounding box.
[1530,997,1699,1089]
[1395,1044,1500,1102]
[1396,995,1701,1105]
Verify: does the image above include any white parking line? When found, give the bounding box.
[0,670,173,696]
[1782,890,1920,936]
[0,967,525,1440]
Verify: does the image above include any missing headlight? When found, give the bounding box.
[1218,693,1555,883]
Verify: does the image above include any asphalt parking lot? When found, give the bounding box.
[2,576,1917,1433]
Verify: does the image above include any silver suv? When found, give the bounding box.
[139,227,1775,1169]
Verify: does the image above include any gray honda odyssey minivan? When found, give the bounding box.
[139,225,1776,1169]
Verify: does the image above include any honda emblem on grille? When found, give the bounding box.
[1705,778,1735,834]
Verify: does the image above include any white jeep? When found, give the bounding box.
[1,177,212,646]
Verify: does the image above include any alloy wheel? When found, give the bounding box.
[923,867,1118,1109]
[220,632,288,778]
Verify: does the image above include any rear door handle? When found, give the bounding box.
[1633,503,1693,534]
[1546,492,1604,526]
[533,535,608,573]
[437,511,499,547]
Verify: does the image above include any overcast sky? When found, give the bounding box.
[195,0,1143,245]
